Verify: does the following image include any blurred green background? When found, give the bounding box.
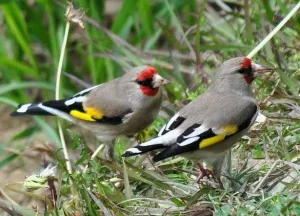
[0,0,300,215]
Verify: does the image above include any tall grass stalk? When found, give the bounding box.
[55,21,72,174]
[247,1,300,58]
[55,2,78,201]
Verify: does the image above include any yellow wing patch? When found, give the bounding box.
[222,125,238,135]
[70,107,103,121]
[199,124,238,149]
[199,134,225,148]
[70,110,95,121]
[85,107,104,119]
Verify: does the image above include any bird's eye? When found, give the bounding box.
[136,78,152,86]
[238,67,252,75]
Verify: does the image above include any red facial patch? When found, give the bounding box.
[136,66,157,81]
[137,66,159,96]
[241,57,252,69]
[243,75,254,84]
[139,86,159,96]
[241,58,254,84]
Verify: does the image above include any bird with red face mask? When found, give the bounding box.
[11,66,170,158]
[123,57,273,187]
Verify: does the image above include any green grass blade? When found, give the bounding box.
[137,0,154,36]
[0,58,38,76]
[1,2,38,72]
[0,82,54,96]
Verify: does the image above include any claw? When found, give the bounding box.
[196,163,223,189]
[196,164,213,183]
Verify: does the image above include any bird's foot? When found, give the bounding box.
[196,164,213,183]
[196,163,223,189]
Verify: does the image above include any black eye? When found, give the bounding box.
[238,67,252,75]
[136,78,152,86]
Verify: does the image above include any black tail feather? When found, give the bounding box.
[10,103,55,117]
[152,150,170,162]
[122,144,165,157]
[152,145,178,162]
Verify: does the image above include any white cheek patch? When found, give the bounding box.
[16,104,32,113]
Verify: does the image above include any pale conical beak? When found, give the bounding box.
[252,62,275,74]
[152,74,171,88]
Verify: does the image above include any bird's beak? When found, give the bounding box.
[152,74,171,88]
[252,62,275,75]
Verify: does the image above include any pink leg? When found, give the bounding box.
[196,163,213,183]
[196,163,223,189]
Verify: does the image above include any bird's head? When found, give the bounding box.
[217,57,273,85]
[211,57,273,95]
[132,66,171,96]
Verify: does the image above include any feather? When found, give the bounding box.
[153,105,257,162]
[158,114,185,136]
[11,104,52,116]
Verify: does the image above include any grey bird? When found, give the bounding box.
[123,57,272,184]
[11,66,170,158]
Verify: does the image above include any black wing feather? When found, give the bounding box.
[153,105,258,162]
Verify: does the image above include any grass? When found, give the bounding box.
[0,0,300,215]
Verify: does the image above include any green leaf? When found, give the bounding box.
[111,0,136,35]
[0,58,38,76]
[171,197,185,207]
[1,2,38,71]
[12,126,38,141]
[185,187,211,209]
[137,0,154,36]
[123,159,133,200]
[0,82,54,96]
[277,69,298,95]
[0,153,18,168]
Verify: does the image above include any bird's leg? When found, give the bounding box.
[196,163,223,189]
[216,177,224,189]
[103,139,116,161]
[104,145,114,161]
[196,163,213,183]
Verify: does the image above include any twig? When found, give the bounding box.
[83,144,105,173]
[247,2,300,58]
[83,17,145,57]
[63,71,92,88]
[92,52,193,74]
[195,0,208,84]
[253,159,281,193]
[144,50,195,61]
[0,186,18,205]
[165,0,196,59]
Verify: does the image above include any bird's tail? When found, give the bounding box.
[10,99,73,121]
[122,137,166,157]
[10,103,54,116]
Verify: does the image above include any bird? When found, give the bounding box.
[11,65,171,158]
[123,57,272,185]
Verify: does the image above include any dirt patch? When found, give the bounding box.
[0,105,54,212]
